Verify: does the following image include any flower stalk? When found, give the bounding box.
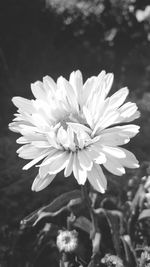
[81,184,100,239]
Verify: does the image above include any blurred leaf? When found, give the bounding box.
[120,236,138,267]
[138,209,150,221]
[21,190,81,226]
[73,216,92,234]
[130,184,145,212]
[105,210,123,257]
[128,184,145,241]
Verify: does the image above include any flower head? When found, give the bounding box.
[56,230,78,253]
[9,70,140,192]
[139,248,150,267]
[101,253,124,267]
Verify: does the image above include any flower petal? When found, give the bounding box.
[39,151,69,178]
[69,70,83,105]
[43,75,57,95]
[104,73,114,97]
[101,124,140,138]
[17,144,47,159]
[103,156,125,176]
[118,102,140,123]
[108,87,129,109]
[83,106,94,129]
[119,148,139,168]
[83,76,96,105]
[64,152,74,177]
[58,76,79,112]
[93,111,119,135]
[101,145,126,158]
[12,97,35,113]
[73,153,87,185]
[31,81,47,100]
[87,145,106,164]
[87,164,107,193]
[32,173,56,191]
[23,150,49,170]
[77,149,93,171]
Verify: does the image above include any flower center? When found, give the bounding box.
[54,111,92,151]
[59,112,86,130]
[63,236,71,244]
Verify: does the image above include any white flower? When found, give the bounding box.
[136,6,150,22]
[9,70,140,193]
[56,230,78,253]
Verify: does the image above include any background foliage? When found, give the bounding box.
[0,0,150,266]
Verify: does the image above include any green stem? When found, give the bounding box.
[81,184,97,238]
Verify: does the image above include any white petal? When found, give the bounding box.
[30,113,50,129]
[94,153,107,164]
[46,131,61,149]
[96,71,107,98]
[66,126,76,151]
[17,136,28,144]
[87,145,106,164]
[97,124,140,146]
[83,106,94,129]
[76,130,91,149]
[12,97,35,113]
[9,122,21,133]
[38,149,64,167]
[17,132,47,144]
[121,111,140,123]
[83,76,96,105]
[57,126,69,148]
[93,111,119,135]
[119,148,139,168]
[31,81,46,100]
[19,125,44,134]
[43,75,56,95]
[64,152,74,177]
[31,141,51,148]
[87,164,107,193]
[86,72,106,114]
[39,151,69,177]
[98,133,130,146]
[73,153,87,185]
[109,87,129,109]
[118,102,140,122]
[17,144,47,159]
[92,98,110,126]
[67,122,92,135]
[23,150,49,170]
[58,76,79,112]
[101,124,140,138]
[69,70,83,105]
[32,173,56,192]
[77,150,93,171]
[104,73,114,97]
[101,146,126,158]
[103,157,125,176]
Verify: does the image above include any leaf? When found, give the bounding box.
[127,184,145,241]
[104,210,123,257]
[73,216,92,234]
[21,190,81,226]
[138,209,150,221]
[120,236,138,267]
[130,184,145,213]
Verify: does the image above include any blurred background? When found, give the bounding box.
[0,0,150,263]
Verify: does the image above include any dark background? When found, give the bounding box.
[0,0,150,239]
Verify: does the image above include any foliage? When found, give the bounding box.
[1,163,150,266]
[45,0,150,45]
